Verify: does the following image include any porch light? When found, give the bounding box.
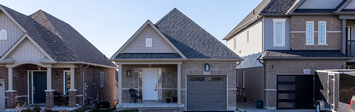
[205,63,210,71]
[127,70,131,77]
[55,73,59,79]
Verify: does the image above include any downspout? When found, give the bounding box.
[259,59,266,108]
[236,61,242,66]
[82,64,90,106]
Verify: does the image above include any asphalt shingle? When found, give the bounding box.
[115,53,182,59]
[259,50,351,60]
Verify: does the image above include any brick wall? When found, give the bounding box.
[290,16,342,50]
[264,59,346,109]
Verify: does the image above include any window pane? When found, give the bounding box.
[65,72,71,95]
[189,77,205,81]
[278,93,295,99]
[306,23,313,43]
[318,23,325,44]
[208,77,224,81]
[278,76,295,82]
[278,102,295,108]
[276,23,282,44]
[100,72,104,87]
[278,85,295,90]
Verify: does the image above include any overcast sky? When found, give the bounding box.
[1,0,262,57]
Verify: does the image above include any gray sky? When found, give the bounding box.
[1,0,262,57]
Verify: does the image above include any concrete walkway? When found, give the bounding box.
[236,103,315,112]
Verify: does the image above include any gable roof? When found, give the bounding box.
[110,20,186,60]
[223,0,296,40]
[0,4,115,67]
[155,8,241,60]
[259,50,352,60]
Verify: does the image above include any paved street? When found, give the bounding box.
[236,103,315,112]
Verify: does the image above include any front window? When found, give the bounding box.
[318,22,326,44]
[63,71,71,95]
[100,72,104,88]
[306,21,314,44]
[273,19,286,46]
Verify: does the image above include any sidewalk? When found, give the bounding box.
[236,103,315,112]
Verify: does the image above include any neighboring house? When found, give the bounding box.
[0,5,117,111]
[224,0,354,110]
[111,8,242,111]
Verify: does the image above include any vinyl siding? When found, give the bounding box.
[0,11,24,57]
[9,38,46,63]
[298,0,343,9]
[122,25,176,53]
[345,0,355,9]
[227,20,263,68]
[264,17,290,50]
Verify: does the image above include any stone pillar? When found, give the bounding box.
[69,91,76,107]
[6,67,15,92]
[118,64,122,106]
[45,91,54,108]
[5,92,16,109]
[177,64,181,105]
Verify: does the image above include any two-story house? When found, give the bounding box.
[224,0,354,110]
[0,5,117,111]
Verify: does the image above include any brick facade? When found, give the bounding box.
[0,64,116,109]
[264,59,346,109]
[290,16,342,50]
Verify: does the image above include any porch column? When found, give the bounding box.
[342,19,347,54]
[118,64,123,106]
[68,67,77,107]
[5,67,16,109]
[6,67,15,92]
[177,64,181,104]
[45,67,54,108]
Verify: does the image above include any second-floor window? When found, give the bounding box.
[100,71,104,88]
[273,19,286,46]
[318,21,326,44]
[306,21,314,44]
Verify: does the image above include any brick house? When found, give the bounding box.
[0,5,117,111]
[111,8,242,111]
[224,0,354,110]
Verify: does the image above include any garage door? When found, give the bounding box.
[0,80,5,112]
[187,75,226,111]
[277,75,314,109]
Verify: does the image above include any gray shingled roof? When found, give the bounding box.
[259,50,351,60]
[1,5,115,67]
[115,53,182,59]
[155,8,240,59]
[260,0,296,14]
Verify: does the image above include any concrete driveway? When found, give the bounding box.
[236,103,316,112]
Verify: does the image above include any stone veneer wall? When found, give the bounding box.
[181,62,236,110]
[120,65,177,103]
[264,59,346,109]
[290,16,342,50]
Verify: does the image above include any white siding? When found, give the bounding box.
[9,38,46,63]
[299,0,343,9]
[227,20,263,68]
[0,11,24,56]
[345,0,355,9]
[122,25,176,53]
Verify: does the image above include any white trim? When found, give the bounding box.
[327,31,342,33]
[110,20,187,59]
[306,21,314,44]
[273,19,286,46]
[318,21,327,44]
[290,31,306,33]
[63,70,70,95]
[290,31,341,33]
[265,89,277,91]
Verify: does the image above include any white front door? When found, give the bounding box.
[142,68,158,101]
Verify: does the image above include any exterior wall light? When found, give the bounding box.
[55,73,59,79]
[127,70,131,77]
[205,63,210,71]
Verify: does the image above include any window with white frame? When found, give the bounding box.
[306,21,314,44]
[318,21,326,44]
[146,38,152,47]
[242,69,245,88]
[0,29,7,40]
[273,19,286,46]
[63,71,71,95]
[100,72,104,88]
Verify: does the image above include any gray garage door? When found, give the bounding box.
[187,75,226,111]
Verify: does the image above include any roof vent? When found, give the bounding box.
[0,29,7,40]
